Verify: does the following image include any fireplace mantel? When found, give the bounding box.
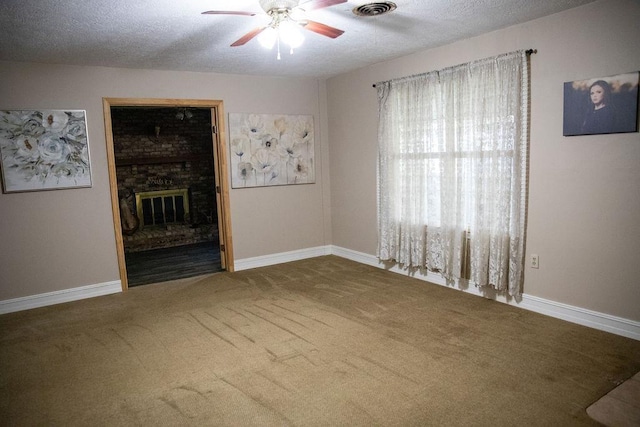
[115,155,206,167]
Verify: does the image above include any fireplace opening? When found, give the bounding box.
[135,189,189,228]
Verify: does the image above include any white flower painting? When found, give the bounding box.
[0,110,92,193]
[229,113,314,188]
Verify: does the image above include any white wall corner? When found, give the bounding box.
[0,281,122,315]
[330,245,640,341]
[234,245,332,271]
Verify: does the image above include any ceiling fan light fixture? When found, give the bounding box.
[209,0,344,52]
[258,27,278,49]
[258,15,304,60]
[279,20,304,49]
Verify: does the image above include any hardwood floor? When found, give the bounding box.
[125,242,222,287]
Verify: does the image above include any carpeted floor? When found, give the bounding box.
[1,256,639,426]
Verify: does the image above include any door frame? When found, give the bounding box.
[103,97,234,291]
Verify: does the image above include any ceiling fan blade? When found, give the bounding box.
[201,10,257,16]
[231,27,267,47]
[299,0,348,11]
[302,20,345,38]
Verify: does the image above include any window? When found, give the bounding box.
[377,51,529,296]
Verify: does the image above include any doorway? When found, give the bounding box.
[103,98,234,290]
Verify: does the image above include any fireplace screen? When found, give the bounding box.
[135,189,189,228]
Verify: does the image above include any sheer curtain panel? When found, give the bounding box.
[377,50,529,297]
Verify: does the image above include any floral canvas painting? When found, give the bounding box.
[0,110,91,193]
[229,113,314,188]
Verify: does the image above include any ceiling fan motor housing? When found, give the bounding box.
[259,0,300,13]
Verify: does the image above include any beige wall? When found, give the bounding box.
[1,0,638,324]
[0,63,331,300]
[327,0,640,321]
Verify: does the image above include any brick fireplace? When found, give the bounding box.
[112,107,218,253]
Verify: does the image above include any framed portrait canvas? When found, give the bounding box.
[563,72,639,136]
[0,110,92,193]
[229,113,315,188]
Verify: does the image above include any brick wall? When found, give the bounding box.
[112,107,218,252]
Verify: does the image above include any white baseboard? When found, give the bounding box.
[518,295,640,341]
[4,246,638,342]
[330,245,640,341]
[0,280,122,315]
[234,245,332,271]
[0,245,333,314]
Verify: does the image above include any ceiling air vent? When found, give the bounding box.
[352,1,397,17]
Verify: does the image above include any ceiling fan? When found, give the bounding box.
[202,0,347,54]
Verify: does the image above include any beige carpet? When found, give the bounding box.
[1,256,639,426]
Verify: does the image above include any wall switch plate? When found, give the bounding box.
[531,254,539,269]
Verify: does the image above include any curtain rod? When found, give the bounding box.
[372,48,537,88]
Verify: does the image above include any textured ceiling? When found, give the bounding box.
[0,0,597,78]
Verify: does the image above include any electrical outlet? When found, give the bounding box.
[531,254,539,269]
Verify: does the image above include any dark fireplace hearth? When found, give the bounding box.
[123,222,217,253]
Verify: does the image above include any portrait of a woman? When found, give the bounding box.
[581,80,615,134]
[563,72,639,136]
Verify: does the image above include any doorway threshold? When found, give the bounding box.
[125,242,222,287]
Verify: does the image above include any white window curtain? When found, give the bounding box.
[377,50,529,297]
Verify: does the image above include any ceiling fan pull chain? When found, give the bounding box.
[277,36,282,60]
